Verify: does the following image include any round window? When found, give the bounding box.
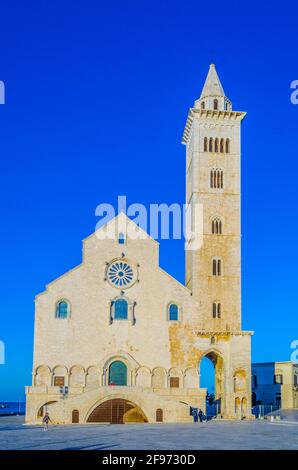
[106,260,136,288]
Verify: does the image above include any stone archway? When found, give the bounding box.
[86,399,148,424]
[199,350,225,416]
[37,401,57,418]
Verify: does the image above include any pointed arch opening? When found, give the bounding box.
[199,350,224,418]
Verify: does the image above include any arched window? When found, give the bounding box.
[214,138,219,153]
[114,299,128,320]
[118,232,125,245]
[56,300,69,319]
[212,258,222,276]
[214,99,218,110]
[210,169,223,189]
[201,101,205,110]
[220,138,224,153]
[212,217,222,234]
[212,302,221,318]
[168,303,179,321]
[209,138,213,153]
[226,138,230,153]
[108,360,127,386]
[204,137,208,152]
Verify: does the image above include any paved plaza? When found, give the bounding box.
[0,414,298,450]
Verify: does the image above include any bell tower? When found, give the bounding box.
[183,64,246,331]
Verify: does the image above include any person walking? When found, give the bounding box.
[42,412,52,431]
[198,409,203,423]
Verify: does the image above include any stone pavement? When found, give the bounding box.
[0,415,297,450]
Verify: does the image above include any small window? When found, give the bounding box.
[56,300,69,319]
[214,138,219,153]
[226,139,230,153]
[54,376,65,387]
[114,299,128,320]
[170,377,179,388]
[212,217,222,234]
[168,303,179,321]
[212,258,222,276]
[118,232,125,244]
[201,101,205,110]
[209,138,213,153]
[210,169,223,189]
[204,137,208,152]
[274,374,283,385]
[156,408,163,422]
[220,138,224,153]
[212,302,221,318]
[214,99,218,110]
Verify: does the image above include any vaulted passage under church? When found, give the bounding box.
[86,399,148,424]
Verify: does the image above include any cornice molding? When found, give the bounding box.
[182,109,246,145]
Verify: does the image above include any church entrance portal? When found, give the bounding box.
[86,399,148,424]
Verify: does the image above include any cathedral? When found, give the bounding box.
[25,64,253,424]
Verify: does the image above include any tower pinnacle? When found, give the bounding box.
[194,64,232,111]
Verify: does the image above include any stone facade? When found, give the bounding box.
[26,64,253,424]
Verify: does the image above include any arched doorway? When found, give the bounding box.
[108,361,127,386]
[37,401,57,418]
[87,399,148,424]
[156,408,163,422]
[199,350,224,418]
[72,409,79,423]
[241,397,247,419]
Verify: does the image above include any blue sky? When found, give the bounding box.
[0,0,297,401]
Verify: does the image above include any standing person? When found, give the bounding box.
[198,409,203,423]
[42,412,51,431]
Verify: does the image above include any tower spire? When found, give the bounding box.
[194,64,232,111]
[200,63,225,98]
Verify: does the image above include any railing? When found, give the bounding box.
[252,405,281,419]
